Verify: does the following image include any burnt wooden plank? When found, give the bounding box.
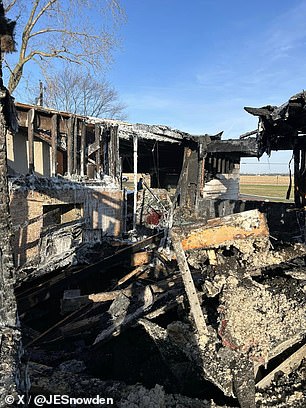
[110,125,120,179]
[102,127,109,175]
[256,343,306,389]
[73,117,78,174]
[51,114,58,176]
[67,116,74,175]
[171,231,209,346]
[27,108,35,173]
[16,233,163,312]
[80,121,86,177]
[95,124,101,176]
[26,303,93,347]
[207,138,258,156]
[294,147,301,207]
[180,209,269,251]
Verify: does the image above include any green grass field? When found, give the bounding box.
[239,176,293,201]
[239,184,293,201]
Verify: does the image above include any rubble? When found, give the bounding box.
[1,74,306,408]
[14,206,305,407]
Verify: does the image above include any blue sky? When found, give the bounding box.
[8,0,306,173]
[106,0,306,173]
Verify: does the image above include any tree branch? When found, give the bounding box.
[4,0,17,13]
[27,49,82,64]
[29,28,99,39]
[23,0,40,36]
[30,0,58,32]
[5,0,124,93]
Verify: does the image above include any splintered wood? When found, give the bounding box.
[256,343,306,389]
[180,209,269,251]
[171,231,209,346]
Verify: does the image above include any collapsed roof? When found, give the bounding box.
[245,91,306,156]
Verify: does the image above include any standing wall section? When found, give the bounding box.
[9,179,123,268]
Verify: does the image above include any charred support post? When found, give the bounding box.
[102,128,109,175]
[133,134,138,230]
[196,139,207,211]
[293,146,301,207]
[300,148,306,207]
[174,137,210,215]
[80,121,86,177]
[73,117,78,174]
[27,108,35,174]
[120,156,123,189]
[95,124,101,177]
[110,125,120,180]
[51,114,58,177]
[67,116,74,176]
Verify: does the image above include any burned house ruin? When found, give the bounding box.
[1,88,306,408]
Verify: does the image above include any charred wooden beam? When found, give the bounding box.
[102,127,109,175]
[61,290,121,314]
[61,271,191,315]
[67,116,74,176]
[26,303,95,347]
[73,117,78,174]
[27,108,35,173]
[60,272,201,339]
[16,233,163,312]
[80,121,86,177]
[51,114,58,177]
[256,343,306,389]
[207,138,258,156]
[93,285,171,346]
[133,134,138,230]
[110,125,120,179]
[95,123,101,176]
[239,129,257,139]
[179,209,269,251]
[294,146,301,207]
[171,231,209,346]
[117,264,149,286]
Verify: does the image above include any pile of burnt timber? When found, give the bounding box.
[17,208,306,407]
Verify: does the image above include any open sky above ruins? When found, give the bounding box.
[108,0,306,173]
[10,0,306,173]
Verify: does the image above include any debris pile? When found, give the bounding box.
[1,79,306,407]
[15,208,306,407]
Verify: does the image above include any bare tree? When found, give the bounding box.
[2,0,124,93]
[44,67,126,119]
